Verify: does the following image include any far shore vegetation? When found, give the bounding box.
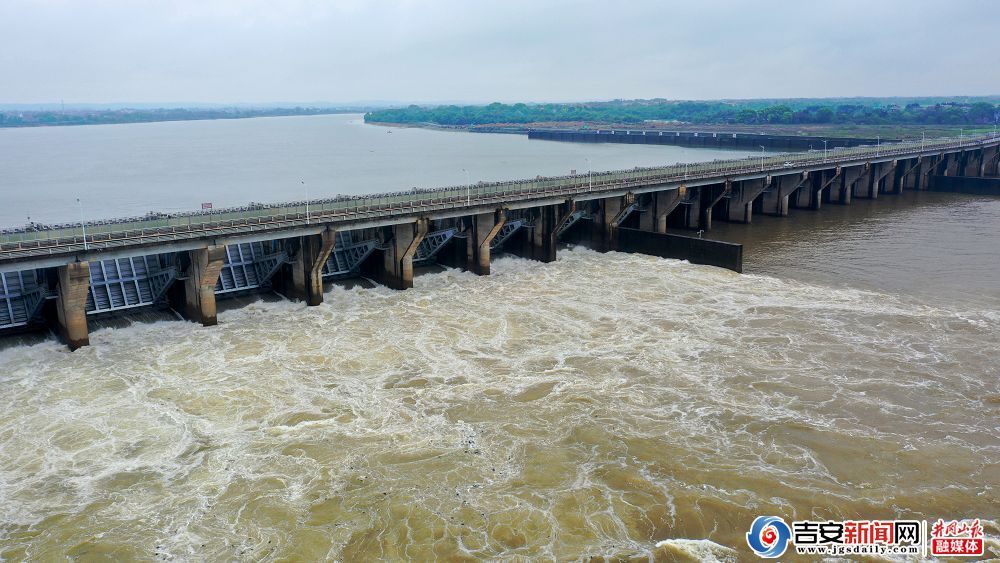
[0,106,361,128]
[365,97,1000,139]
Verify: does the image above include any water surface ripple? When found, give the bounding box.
[1,248,997,560]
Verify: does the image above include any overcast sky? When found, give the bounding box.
[2,0,998,105]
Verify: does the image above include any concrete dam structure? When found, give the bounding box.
[527,128,893,150]
[1,135,997,350]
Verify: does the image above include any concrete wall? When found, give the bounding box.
[616,228,743,273]
[527,130,888,150]
[929,175,1000,195]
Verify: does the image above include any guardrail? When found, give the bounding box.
[1,134,996,261]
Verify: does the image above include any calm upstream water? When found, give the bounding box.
[0,113,767,227]
[1,117,999,561]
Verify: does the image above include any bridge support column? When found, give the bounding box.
[919,156,940,189]
[943,153,961,177]
[899,157,923,190]
[831,165,865,204]
[815,167,843,208]
[725,177,768,223]
[962,149,983,177]
[850,164,876,199]
[880,161,900,195]
[285,229,336,306]
[790,176,814,209]
[699,181,730,230]
[466,210,506,275]
[183,245,226,326]
[524,204,561,262]
[638,189,681,233]
[381,219,429,289]
[765,172,808,215]
[679,187,702,229]
[589,193,636,250]
[54,261,91,351]
[983,145,1000,177]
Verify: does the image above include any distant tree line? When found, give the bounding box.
[0,106,357,127]
[365,98,1000,127]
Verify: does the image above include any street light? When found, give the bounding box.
[585,157,592,190]
[302,180,309,225]
[462,168,471,205]
[876,136,880,157]
[759,145,766,171]
[823,140,828,163]
[77,198,88,251]
[921,131,925,152]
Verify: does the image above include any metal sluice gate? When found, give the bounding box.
[0,270,47,329]
[323,232,378,278]
[490,220,523,250]
[414,228,456,264]
[215,242,287,294]
[86,255,176,314]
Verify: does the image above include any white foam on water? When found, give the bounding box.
[653,537,738,562]
[0,248,997,559]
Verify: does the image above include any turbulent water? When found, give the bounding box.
[2,218,999,560]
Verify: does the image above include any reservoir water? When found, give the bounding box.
[0,116,998,561]
[0,113,766,227]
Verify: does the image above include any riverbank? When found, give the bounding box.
[367,119,992,140]
[0,107,365,129]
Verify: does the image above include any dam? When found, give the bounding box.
[1,134,997,350]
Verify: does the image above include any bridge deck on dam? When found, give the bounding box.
[0,134,997,348]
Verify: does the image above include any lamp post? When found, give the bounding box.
[302,180,309,225]
[921,131,925,152]
[77,198,88,251]
[823,140,828,163]
[462,168,471,205]
[876,136,880,158]
[585,157,592,190]
[759,145,765,171]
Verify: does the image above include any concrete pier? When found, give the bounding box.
[678,187,702,229]
[589,193,638,249]
[54,261,91,350]
[381,219,428,289]
[285,229,336,306]
[764,172,809,215]
[982,145,1000,176]
[814,168,842,208]
[466,210,506,275]
[522,204,562,262]
[183,245,226,326]
[829,165,865,204]
[701,181,731,230]
[724,178,769,223]
[639,190,682,233]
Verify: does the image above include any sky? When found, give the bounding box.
[1,0,998,105]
